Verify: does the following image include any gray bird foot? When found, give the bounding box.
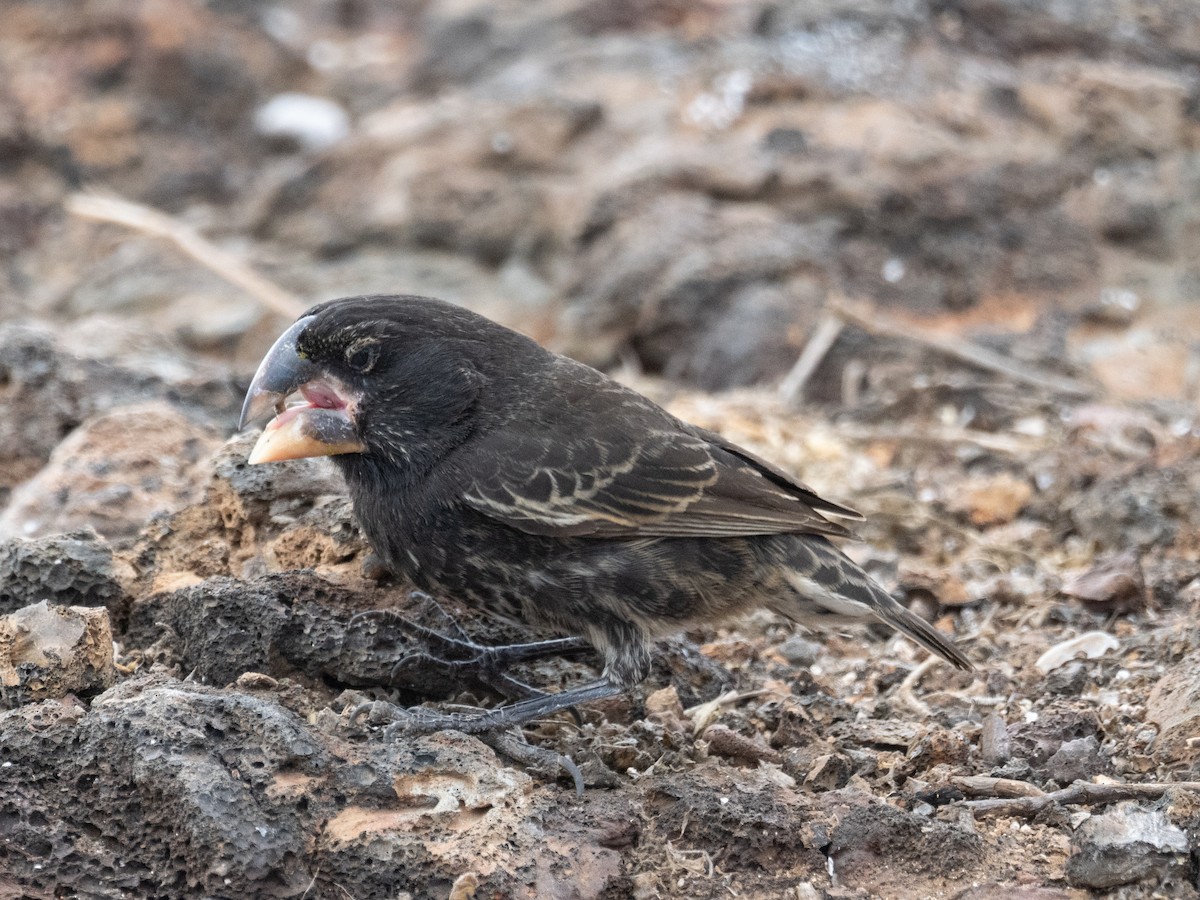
[478,729,586,795]
[346,677,621,739]
[345,691,612,794]
[379,677,622,736]
[346,699,401,729]
[347,593,593,700]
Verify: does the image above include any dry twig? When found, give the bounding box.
[829,297,1095,398]
[951,775,1046,799]
[778,312,845,402]
[894,655,939,718]
[836,423,1044,455]
[66,192,306,319]
[960,780,1200,818]
[685,689,768,735]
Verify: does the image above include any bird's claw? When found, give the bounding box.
[351,702,586,794]
[386,651,439,686]
[477,729,586,795]
[346,591,468,640]
[347,699,402,728]
[382,708,420,740]
[345,698,473,737]
[339,663,623,793]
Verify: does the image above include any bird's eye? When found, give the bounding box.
[345,342,379,373]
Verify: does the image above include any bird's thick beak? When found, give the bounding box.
[239,316,366,464]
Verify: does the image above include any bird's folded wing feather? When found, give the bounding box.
[458,421,859,540]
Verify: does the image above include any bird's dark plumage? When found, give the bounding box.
[241,294,971,726]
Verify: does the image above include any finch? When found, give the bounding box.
[240,295,970,731]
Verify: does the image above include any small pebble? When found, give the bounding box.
[777,635,822,666]
[980,713,1011,766]
[254,93,350,152]
[1046,735,1104,786]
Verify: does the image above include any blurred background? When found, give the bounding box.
[5,0,1200,567]
[2,0,1197,399]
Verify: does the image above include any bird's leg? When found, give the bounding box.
[346,593,594,700]
[382,619,592,696]
[383,624,650,735]
[428,635,596,702]
[349,683,614,793]
[385,677,622,735]
[348,626,652,795]
[477,728,586,795]
[346,591,468,652]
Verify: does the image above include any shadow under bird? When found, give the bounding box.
[239,294,971,734]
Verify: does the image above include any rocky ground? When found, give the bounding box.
[2,1,1200,898]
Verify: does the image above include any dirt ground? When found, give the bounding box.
[2,2,1200,898]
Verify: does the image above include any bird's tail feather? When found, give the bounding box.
[871,593,973,670]
[775,536,973,671]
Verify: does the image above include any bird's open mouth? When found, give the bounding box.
[268,382,349,430]
[238,315,366,464]
[246,380,364,464]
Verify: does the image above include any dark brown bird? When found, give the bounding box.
[240,295,971,732]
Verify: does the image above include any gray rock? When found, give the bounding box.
[777,634,823,667]
[805,752,854,791]
[563,193,833,374]
[1066,803,1190,889]
[1008,707,1102,766]
[1045,735,1106,786]
[0,403,220,541]
[1147,649,1200,764]
[1043,659,1090,696]
[127,571,452,693]
[0,674,624,899]
[980,713,1012,767]
[830,800,984,875]
[0,528,126,619]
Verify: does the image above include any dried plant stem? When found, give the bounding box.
[960,780,1200,818]
[778,312,845,402]
[828,297,1095,398]
[951,775,1046,799]
[66,192,306,319]
[894,656,938,718]
[836,423,1043,454]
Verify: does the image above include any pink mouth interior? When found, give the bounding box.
[301,383,345,410]
[268,382,349,429]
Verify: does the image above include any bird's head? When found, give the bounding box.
[239,295,535,477]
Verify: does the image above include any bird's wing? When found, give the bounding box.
[688,424,863,523]
[456,383,859,540]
